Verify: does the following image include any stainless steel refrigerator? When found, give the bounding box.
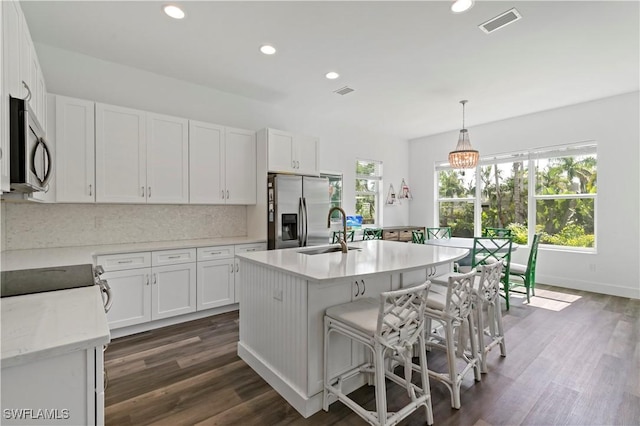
[267,174,331,250]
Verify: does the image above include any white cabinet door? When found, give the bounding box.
[1,0,24,192]
[103,268,152,329]
[197,259,234,310]
[267,129,295,173]
[295,134,319,176]
[55,95,95,202]
[151,263,197,320]
[225,127,256,204]
[95,103,146,203]
[146,113,189,204]
[189,120,224,204]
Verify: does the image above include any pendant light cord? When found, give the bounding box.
[460,99,467,129]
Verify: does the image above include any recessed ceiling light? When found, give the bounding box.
[325,72,340,80]
[451,0,474,13]
[164,5,185,19]
[260,45,277,55]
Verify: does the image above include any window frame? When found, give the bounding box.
[435,142,597,252]
[355,158,383,226]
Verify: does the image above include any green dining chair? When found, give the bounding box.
[482,227,512,238]
[426,227,452,240]
[508,233,541,303]
[362,228,383,240]
[412,230,425,244]
[332,230,355,243]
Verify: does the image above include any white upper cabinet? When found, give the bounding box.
[96,104,189,204]
[189,120,256,205]
[146,112,189,204]
[225,127,256,204]
[1,0,23,192]
[55,95,95,202]
[95,103,146,203]
[189,120,224,204]
[262,128,319,176]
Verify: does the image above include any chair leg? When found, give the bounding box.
[374,343,388,425]
[467,312,482,382]
[417,334,434,425]
[475,303,488,374]
[323,317,331,412]
[503,279,510,310]
[444,321,460,409]
[495,302,507,357]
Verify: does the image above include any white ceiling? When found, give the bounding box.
[20,1,640,140]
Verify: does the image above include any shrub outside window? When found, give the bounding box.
[356,159,382,225]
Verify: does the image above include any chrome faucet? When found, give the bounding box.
[327,206,348,253]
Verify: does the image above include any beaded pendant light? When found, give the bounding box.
[448,100,479,169]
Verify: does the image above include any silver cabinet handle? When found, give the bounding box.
[117,260,133,264]
[145,274,149,286]
[168,255,180,259]
[153,274,157,285]
[208,251,222,256]
[148,187,151,198]
[354,281,360,297]
[292,160,296,169]
[226,190,229,199]
[89,184,92,196]
[361,280,366,295]
[235,263,239,272]
[141,186,145,197]
[229,264,234,273]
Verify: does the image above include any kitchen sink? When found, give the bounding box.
[299,246,362,255]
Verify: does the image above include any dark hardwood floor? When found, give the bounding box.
[104,284,640,425]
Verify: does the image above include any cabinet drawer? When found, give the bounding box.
[399,230,413,242]
[152,248,197,266]
[197,245,234,261]
[235,243,267,254]
[96,252,151,271]
[383,231,399,240]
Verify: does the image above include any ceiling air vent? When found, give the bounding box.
[479,8,522,34]
[334,86,355,96]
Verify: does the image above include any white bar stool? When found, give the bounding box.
[323,282,433,426]
[424,270,481,409]
[472,260,507,373]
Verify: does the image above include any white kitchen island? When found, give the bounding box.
[236,239,467,417]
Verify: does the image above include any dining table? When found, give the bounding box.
[424,237,518,265]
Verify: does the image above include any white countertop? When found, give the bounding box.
[1,237,266,271]
[236,240,468,281]
[1,286,110,369]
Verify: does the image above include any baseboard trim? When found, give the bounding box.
[536,274,639,299]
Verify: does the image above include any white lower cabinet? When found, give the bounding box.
[98,248,197,329]
[1,346,104,425]
[98,243,266,331]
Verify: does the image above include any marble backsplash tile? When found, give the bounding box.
[1,202,247,250]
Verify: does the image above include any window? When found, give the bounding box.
[436,169,476,237]
[533,146,597,249]
[323,172,343,221]
[480,156,529,244]
[355,159,382,225]
[435,142,597,250]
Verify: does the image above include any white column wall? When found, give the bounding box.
[409,91,640,298]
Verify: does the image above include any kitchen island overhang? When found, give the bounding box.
[235,240,468,418]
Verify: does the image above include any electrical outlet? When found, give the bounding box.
[273,288,283,301]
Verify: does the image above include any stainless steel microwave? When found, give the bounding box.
[8,96,52,193]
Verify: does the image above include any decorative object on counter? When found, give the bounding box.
[386,183,399,205]
[399,178,413,200]
[449,100,479,169]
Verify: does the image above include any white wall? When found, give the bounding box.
[34,44,410,228]
[409,91,640,299]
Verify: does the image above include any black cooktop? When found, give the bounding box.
[1,264,96,298]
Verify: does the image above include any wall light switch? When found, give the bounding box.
[273,288,283,301]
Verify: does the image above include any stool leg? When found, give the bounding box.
[418,334,434,425]
[323,317,330,412]
[444,320,460,409]
[374,343,388,425]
